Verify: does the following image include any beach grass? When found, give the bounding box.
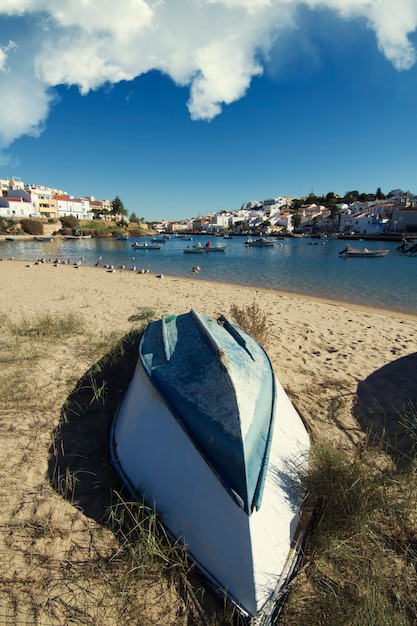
[8,310,85,338]
[0,292,416,624]
[282,439,417,625]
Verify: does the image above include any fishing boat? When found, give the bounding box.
[183,242,227,253]
[110,309,310,622]
[339,245,390,257]
[204,241,227,251]
[244,237,274,247]
[183,245,205,253]
[132,242,161,250]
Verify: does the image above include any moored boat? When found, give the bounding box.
[132,242,161,249]
[204,241,227,251]
[110,309,310,622]
[244,237,274,247]
[183,241,227,253]
[339,245,390,257]
[34,236,54,242]
[183,246,205,253]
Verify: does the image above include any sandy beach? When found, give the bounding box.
[1,258,417,624]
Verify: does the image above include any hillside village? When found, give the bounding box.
[1,176,417,237]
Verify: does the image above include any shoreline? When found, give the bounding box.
[2,257,417,322]
[2,253,417,432]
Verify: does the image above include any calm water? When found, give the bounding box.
[2,235,416,314]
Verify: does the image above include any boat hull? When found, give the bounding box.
[183,247,205,253]
[345,250,389,257]
[132,243,161,250]
[110,311,310,620]
[245,238,274,247]
[340,246,389,257]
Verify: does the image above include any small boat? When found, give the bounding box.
[204,241,227,251]
[182,236,193,241]
[110,310,310,622]
[132,242,161,250]
[34,236,54,242]
[5,236,15,241]
[183,245,205,253]
[151,236,167,243]
[116,235,129,241]
[244,237,274,247]
[184,242,226,253]
[339,245,390,257]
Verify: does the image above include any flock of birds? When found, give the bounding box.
[1,255,203,279]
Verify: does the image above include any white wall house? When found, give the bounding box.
[349,213,388,235]
[55,195,92,220]
[0,195,34,218]
[208,212,232,233]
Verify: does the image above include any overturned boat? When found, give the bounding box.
[110,309,310,623]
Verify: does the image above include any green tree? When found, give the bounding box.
[111,196,128,218]
[60,215,79,229]
[376,187,386,200]
[292,211,302,230]
[291,198,303,211]
[341,190,359,203]
[329,205,340,232]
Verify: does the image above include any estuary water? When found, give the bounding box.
[2,235,416,315]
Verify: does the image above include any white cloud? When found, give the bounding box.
[0,0,416,149]
[304,0,417,69]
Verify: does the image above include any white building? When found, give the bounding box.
[55,195,92,220]
[0,194,33,218]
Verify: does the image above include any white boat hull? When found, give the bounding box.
[111,357,310,619]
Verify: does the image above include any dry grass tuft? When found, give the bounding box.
[230,299,270,346]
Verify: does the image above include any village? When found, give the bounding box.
[1,176,417,237]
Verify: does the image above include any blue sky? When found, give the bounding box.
[1,2,417,221]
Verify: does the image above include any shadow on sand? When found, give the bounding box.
[354,352,417,466]
[48,329,141,523]
[47,328,238,626]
